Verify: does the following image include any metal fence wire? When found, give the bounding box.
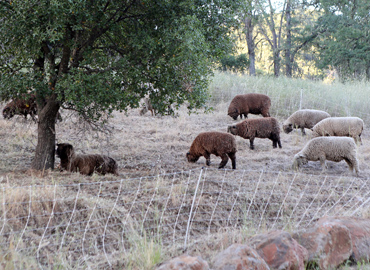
[1,168,370,268]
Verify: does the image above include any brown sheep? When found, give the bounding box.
[227,117,282,150]
[2,94,37,121]
[2,94,63,122]
[228,93,271,120]
[186,132,237,169]
[56,143,119,176]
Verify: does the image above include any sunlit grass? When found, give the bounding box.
[208,72,370,122]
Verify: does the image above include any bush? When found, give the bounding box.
[219,54,249,73]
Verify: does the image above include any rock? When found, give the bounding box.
[249,230,308,270]
[157,254,209,270]
[293,218,353,269]
[212,243,270,270]
[312,217,370,263]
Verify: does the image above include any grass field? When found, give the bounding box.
[1,72,370,269]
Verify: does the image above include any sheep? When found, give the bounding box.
[311,117,364,144]
[56,143,119,176]
[227,93,271,120]
[283,109,331,135]
[186,132,237,169]
[2,94,37,121]
[2,94,63,122]
[140,97,155,116]
[227,117,282,150]
[292,137,359,176]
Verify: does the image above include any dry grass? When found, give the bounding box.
[1,73,370,269]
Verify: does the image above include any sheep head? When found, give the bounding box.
[2,107,14,119]
[292,154,307,170]
[227,125,237,135]
[186,152,199,163]
[56,143,74,161]
[228,108,239,120]
[283,123,293,134]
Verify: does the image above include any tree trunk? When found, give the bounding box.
[285,0,292,77]
[31,99,60,170]
[273,48,280,77]
[244,17,256,76]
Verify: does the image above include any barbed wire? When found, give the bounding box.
[1,168,370,268]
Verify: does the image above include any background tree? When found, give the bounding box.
[313,0,370,80]
[255,0,287,77]
[283,0,324,77]
[241,0,259,76]
[0,0,242,170]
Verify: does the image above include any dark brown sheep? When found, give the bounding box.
[228,117,282,150]
[2,94,62,122]
[56,143,119,176]
[2,94,37,121]
[186,132,237,169]
[228,93,271,120]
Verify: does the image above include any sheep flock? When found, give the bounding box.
[1,91,366,177]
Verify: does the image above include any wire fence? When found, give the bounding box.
[1,168,370,268]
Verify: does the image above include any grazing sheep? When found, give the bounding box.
[292,137,359,176]
[283,109,331,135]
[227,117,282,150]
[2,94,63,122]
[311,117,364,144]
[2,94,37,121]
[56,143,119,176]
[186,132,237,169]
[140,97,155,116]
[228,93,271,120]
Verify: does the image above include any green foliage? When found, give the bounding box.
[219,53,249,73]
[313,0,370,80]
[0,0,243,119]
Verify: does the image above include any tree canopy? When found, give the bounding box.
[313,0,370,80]
[0,0,242,170]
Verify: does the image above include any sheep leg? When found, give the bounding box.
[203,152,211,166]
[301,128,306,136]
[277,138,282,148]
[272,139,277,148]
[218,154,229,169]
[356,135,363,145]
[343,158,354,173]
[319,157,327,172]
[227,152,236,169]
[261,111,270,117]
[345,157,359,176]
[249,137,255,150]
[271,134,282,149]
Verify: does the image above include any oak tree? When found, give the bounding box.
[0,0,241,170]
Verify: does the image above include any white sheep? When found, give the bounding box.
[283,109,331,135]
[292,137,359,176]
[311,117,364,144]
